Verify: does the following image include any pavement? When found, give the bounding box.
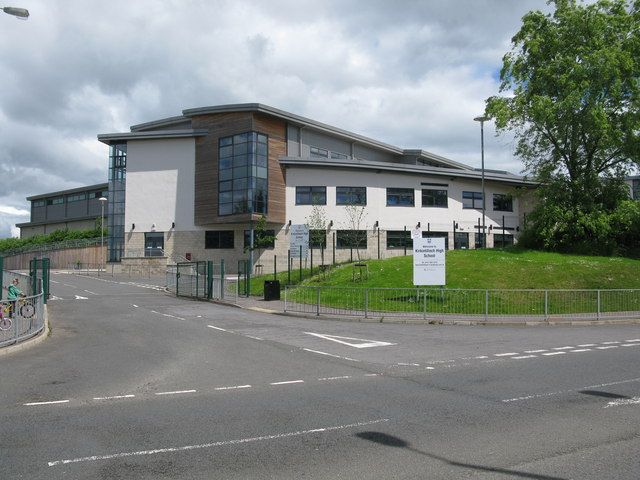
[1,271,639,479]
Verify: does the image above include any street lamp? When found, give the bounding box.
[2,6,29,19]
[99,197,107,274]
[474,115,489,248]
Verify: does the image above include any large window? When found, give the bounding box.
[386,230,412,249]
[336,230,368,249]
[296,186,326,205]
[387,188,414,206]
[494,234,514,248]
[244,230,276,249]
[205,230,234,249]
[336,186,366,206]
[309,229,327,248]
[107,143,126,262]
[493,193,513,212]
[422,189,448,208]
[454,232,469,250]
[463,191,483,209]
[218,132,268,216]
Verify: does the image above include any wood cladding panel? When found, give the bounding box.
[192,112,286,226]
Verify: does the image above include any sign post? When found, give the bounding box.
[289,224,309,260]
[413,237,446,286]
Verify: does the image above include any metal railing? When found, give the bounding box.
[283,286,640,323]
[1,271,46,348]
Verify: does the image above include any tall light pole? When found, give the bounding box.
[474,115,489,248]
[99,197,107,274]
[2,6,29,18]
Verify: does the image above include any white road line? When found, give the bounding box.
[364,373,380,377]
[84,290,98,295]
[542,352,566,356]
[570,349,592,352]
[132,304,139,308]
[245,335,264,341]
[503,377,640,403]
[601,341,621,345]
[425,366,435,370]
[63,284,74,287]
[604,397,640,409]
[626,338,640,342]
[302,348,361,362]
[93,395,135,401]
[207,325,228,332]
[270,380,304,385]
[162,313,186,320]
[155,390,197,396]
[474,355,489,359]
[397,363,420,366]
[524,349,548,353]
[24,400,70,406]
[552,346,574,350]
[512,355,537,359]
[596,346,618,350]
[577,344,596,347]
[47,418,390,467]
[214,385,251,391]
[318,376,351,381]
[494,353,518,357]
[622,343,640,347]
[49,280,59,284]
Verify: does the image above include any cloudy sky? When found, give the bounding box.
[0,0,551,238]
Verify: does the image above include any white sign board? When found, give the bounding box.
[289,224,309,258]
[411,228,422,240]
[413,237,446,285]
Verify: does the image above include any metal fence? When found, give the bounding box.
[1,271,46,348]
[283,286,640,323]
[166,262,237,303]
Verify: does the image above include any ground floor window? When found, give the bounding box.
[205,230,234,249]
[244,229,276,249]
[336,230,367,249]
[144,232,164,256]
[386,230,412,249]
[475,233,486,249]
[493,234,514,248]
[309,229,327,248]
[422,231,449,250]
[454,232,469,250]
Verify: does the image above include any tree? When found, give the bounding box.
[342,203,368,261]
[246,215,275,267]
[306,205,327,264]
[486,0,640,252]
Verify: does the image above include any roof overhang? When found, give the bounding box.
[27,183,109,201]
[97,129,208,145]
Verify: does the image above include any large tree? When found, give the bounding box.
[488,0,640,187]
[486,0,640,252]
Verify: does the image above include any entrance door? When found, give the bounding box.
[144,232,164,257]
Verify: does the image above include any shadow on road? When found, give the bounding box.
[579,390,629,399]
[355,431,568,480]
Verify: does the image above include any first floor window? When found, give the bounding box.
[422,189,448,208]
[463,191,483,209]
[386,230,412,249]
[205,230,234,249]
[296,186,326,205]
[336,186,366,206]
[493,193,513,212]
[336,230,368,249]
[387,188,414,206]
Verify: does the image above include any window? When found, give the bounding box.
[454,232,469,250]
[296,186,326,205]
[386,188,414,206]
[32,200,45,208]
[310,146,328,158]
[633,179,640,200]
[336,230,368,249]
[422,231,449,250]
[494,234,514,248]
[336,186,366,206]
[422,189,448,208]
[475,233,486,249]
[493,193,513,212]
[47,197,64,206]
[330,151,349,160]
[244,230,276,249]
[93,191,108,199]
[386,230,412,249]
[205,230,234,249]
[462,191,483,209]
[218,132,268,216]
[67,193,87,203]
[309,229,327,248]
[144,232,164,257]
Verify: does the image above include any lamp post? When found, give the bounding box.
[473,115,489,248]
[2,6,29,18]
[99,197,107,274]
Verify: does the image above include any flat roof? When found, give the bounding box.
[97,129,208,144]
[27,183,108,201]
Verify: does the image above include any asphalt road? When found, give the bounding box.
[1,272,639,479]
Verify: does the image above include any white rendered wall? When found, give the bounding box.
[125,138,197,233]
[285,168,522,234]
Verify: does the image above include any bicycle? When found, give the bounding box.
[0,303,12,331]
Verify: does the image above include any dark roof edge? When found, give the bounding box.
[130,115,191,132]
[16,215,105,228]
[97,129,208,144]
[27,183,109,201]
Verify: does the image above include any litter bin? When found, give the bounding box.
[264,280,281,301]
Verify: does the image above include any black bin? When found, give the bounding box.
[264,280,281,301]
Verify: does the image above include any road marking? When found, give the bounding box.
[49,295,62,301]
[474,355,489,359]
[524,349,548,353]
[24,400,70,406]
[364,373,380,377]
[604,397,640,409]
[74,295,88,300]
[542,352,566,356]
[50,280,59,284]
[494,352,518,357]
[570,349,592,352]
[318,376,351,381]
[84,290,97,295]
[622,343,640,347]
[155,390,197,396]
[245,335,264,341]
[503,377,640,403]
[577,344,596,347]
[596,346,618,350]
[302,348,360,362]
[270,380,304,385]
[132,304,139,308]
[207,325,228,332]
[214,385,251,391]
[397,362,420,366]
[47,418,390,467]
[601,341,621,345]
[626,338,640,342]
[552,346,574,350]
[63,284,74,287]
[93,395,135,401]
[512,355,537,359]
[304,332,396,349]
[162,313,185,320]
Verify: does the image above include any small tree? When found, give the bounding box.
[306,205,327,264]
[342,203,368,261]
[246,215,275,268]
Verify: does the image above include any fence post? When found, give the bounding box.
[0,257,3,298]
[206,261,213,300]
[316,287,320,316]
[597,290,601,321]
[273,255,277,281]
[332,233,336,265]
[310,248,313,276]
[220,259,225,300]
[485,290,489,322]
[284,285,288,312]
[299,246,303,283]
[544,290,548,322]
[287,249,291,285]
[364,289,368,318]
[423,288,427,321]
